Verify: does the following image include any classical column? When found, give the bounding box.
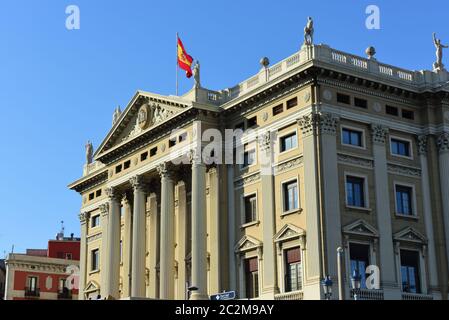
[99,203,109,298]
[319,113,343,298]
[190,152,209,300]
[437,132,449,270]
[258,131,279,298]
[208,166,221,294]
[297,113,323,300]
[121,194,132,298]
[417,135,440,297]
[157,163,175,299]
[148,193,160,299]
[130,175,146,298]
[176,181,188,299]
[105,187,121,299]
[227,165,237,291]
[371,124,400,299]
[78,212,90,300]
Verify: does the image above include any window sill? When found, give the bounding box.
[240,220,260,229]
[89,269,100,275]
[345,206,372,213]
[281,208,303,218]
[395,213,418,220]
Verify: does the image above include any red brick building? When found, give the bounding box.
[4,234,80,300]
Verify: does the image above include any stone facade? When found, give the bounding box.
[69,43,449,300]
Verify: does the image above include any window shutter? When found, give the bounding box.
[286,247,301,263]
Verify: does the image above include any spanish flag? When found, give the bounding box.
[177,36,194,78]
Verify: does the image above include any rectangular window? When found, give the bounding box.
[346,176,366,207]
[169,138,176,148]
[280,132,298,152]
[150,147,157,157]
[245,258,259,299]
[123,160,131,170]
[400,250,421,294]
[396,185,413,216]
[95,189,102,197]
[65,253,72,260]
[28,276,38,291]
[273,104,283,116]
[91,215,100,228]
[115,164,122,174]
[386,105,399,116]
[283,180,299,212]
[349,243,370,289]
[179,132,188,143]
[286,97,298,109]
[337,93,351,104]
[247,116,257,128]
[88,192,95,200]
[141,151,148,161]
[242,149,256,168]
[391,138,411,157]
[244,194,257,224]
[91,249,99,271]
[354,98,368,109]
[342,128,363,147]
[285,247,302,292]
[402,109,415,120]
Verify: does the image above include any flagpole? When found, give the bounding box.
[176,32,179,96]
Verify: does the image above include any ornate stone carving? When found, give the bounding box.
[99,203,109,216]
[193,60,201,89]
[323,90,332,101]
[112,106,121,126]
[417,135,428,156]
[188,149,202,166]
[371,124,389,144]
[156,162,174,179]
[433,32,448,72]
[85,141,93,164]
[437,132,449,153]
[303,17,314,46]
[319,113,339,135]
[258,131,271,153]
[105,187,118,200]
[275,157,304,174]
[337,154,374,168]
[387,164,421,177]
[234,172,261,188]
[79,212,91,223]
[297,112,319,136]
[130,175,145,191]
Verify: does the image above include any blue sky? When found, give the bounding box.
[0,0,448,257]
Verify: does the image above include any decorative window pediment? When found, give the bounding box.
[234,235,262,253]
[274,224,305,243]
[84,280,100,293]
[394,227,427,245]
[343,219,379,238]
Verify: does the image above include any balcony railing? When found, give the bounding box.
[24,287,40,298]
[58,289,73,300]
[351,289,384,300]
[401,292,433,300]
[274,290,304,300]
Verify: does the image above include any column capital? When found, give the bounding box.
[371,123,389,144]
[157,162,175,179]
[297,112,339,136]
[105,186,119,201]
[417,135,429,156]
[189,149,205,167]
[79,212,91,224]
[99,203,109,217]
[258,131,272,153]
[130,175,146,192]
[297,112,319,137]
[319,112,339,135]
[437,132,449,153]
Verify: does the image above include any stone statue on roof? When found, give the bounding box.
[433,32,448,72]
[304,17,314,46]
[193,60,201,88]
[112,106,122,126]
[85,141,93,164]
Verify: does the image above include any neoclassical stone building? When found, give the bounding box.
[69,39,449,300]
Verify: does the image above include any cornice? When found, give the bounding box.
[69,170,108,193]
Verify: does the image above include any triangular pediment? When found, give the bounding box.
[234,235,262,253]
[343,219,379,238]
[394,227,427,244]
[274,224,305,243]
[84,280,99,293]
[94,91,191,158]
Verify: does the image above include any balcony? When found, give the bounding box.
[24,287,40,298]
[274,290,304,300]
[351,289,384,300]
[401,292,433,300]
[58,288,73,300]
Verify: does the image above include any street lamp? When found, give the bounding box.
[351,270,362,300]
[321,275,333,300]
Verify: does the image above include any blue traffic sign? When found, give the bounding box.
[210,291,236,300]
